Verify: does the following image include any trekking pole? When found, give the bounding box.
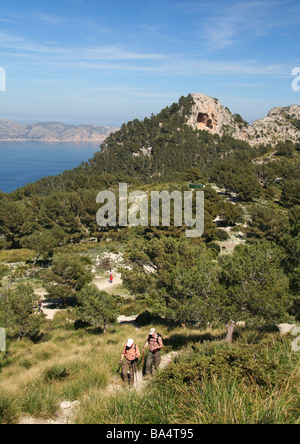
[137,351,144,369]
[0,351,6,365]
[117,361,122,375]
[129,361,134,386]
[154,349,160,372]
[134,360,138,386]
[132,361,136,386]
[141,350,145,373]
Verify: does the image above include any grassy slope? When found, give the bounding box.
[0,312,299,424]
[0,149,299,424]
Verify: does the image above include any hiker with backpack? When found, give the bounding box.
[120,338,140,385]
[37,300,43,312]
[143,328,164,375]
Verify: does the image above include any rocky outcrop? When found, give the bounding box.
[277,324,297,336]
[187,94,237,135]
[250,105,300,146]
[0,120,119,142]
[18,401,81,424]
[186,93,300,146]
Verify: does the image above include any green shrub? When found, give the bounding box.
[0,249,34,263]
[156,342,286,388]
[45,365,68,381]
[207,243,221,254]
[215,230,230,241]
[0,264,10,279]
[19,359,33,370]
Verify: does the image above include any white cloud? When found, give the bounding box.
[198,0,300,50]
[33,13,68,25]
[83,46,165,61]
[0,31,166,63]
[0,28,289,78]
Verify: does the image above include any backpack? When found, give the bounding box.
[148,333,163,345]
[125,343,137,354]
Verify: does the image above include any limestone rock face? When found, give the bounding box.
[251,105,300,146]
[187,94,236,135]
[186,93,300,147]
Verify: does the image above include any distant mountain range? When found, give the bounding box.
[0,120,119,142]
[1,95,299,145]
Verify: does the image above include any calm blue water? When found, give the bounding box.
[0,141,101,193]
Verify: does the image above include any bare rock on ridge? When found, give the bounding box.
[186,93,300,147]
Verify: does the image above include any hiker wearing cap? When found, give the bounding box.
[120,339,140,385]
[143,328,163,375]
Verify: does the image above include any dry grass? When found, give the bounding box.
[1,314,298,424]
[0,249,34,264]
[0,312,176,422]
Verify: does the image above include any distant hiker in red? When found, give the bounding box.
[109,273,113,284]
[37,300,42,312]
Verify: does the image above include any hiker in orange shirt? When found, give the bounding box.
[120,339,140,385]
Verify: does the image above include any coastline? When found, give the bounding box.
[0,138,106,143]
[0,141,102,193]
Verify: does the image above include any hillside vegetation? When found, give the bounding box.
[0,315,299,424]
[0,94,299,424]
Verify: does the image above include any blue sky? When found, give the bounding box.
[0,0,299,126]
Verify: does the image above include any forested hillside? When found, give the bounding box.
[0,94,299,424]
[0,94,299,247]
[0,94,299,304]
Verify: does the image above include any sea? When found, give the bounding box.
[0,141,101,194]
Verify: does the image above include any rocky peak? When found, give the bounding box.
[186,93,235,135]
[186,93,300,146]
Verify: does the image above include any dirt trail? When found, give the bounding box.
[105,350,179,396]
[18,351,178,424]
[134,351,179,392]
[42,304,61,321]
[26,273,179,424]
[34,272,123,321]
[92,272,123,292]
[34,289,60,321]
